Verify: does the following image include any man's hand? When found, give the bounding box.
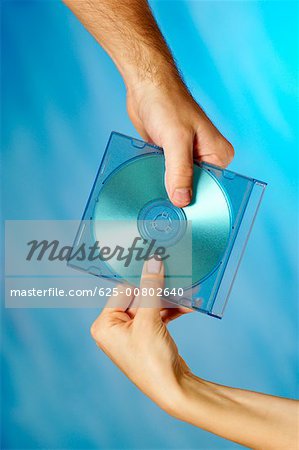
[63,0,234,207]
[91,260,298,450]
[127,78,234,207]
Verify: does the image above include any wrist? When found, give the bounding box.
[125,55,185,97]
[169,372,229,425]
[125,63,192,129]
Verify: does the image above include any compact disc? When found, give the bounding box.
[92,154,231,287]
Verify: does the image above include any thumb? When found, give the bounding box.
[135,257,165,321]
[162,130,194,207]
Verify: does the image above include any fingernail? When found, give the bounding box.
[173,188,191,205]
[146,257,162,274]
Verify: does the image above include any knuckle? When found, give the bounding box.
[211,154,226,167]
[226,141,235,161]
[213,138,235,166]
[163,125,193,147]
[90,319,104,342]
[141,276,163,289]
[173,126,193,143]
[90,322,97,339]
[166,163,193,178]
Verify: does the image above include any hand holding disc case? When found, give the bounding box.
[70,132,267,318]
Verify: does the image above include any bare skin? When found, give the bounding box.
[63,2,298,447]
[91,260,299,450]
[63,0,234,207]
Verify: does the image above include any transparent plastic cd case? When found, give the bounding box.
[69,132,267,318]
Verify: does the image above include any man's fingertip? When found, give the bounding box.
[172,188,192,206]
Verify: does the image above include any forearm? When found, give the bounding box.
[174,373,298,449]
[62,0,181,89]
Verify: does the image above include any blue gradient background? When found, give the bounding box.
[1,1,298,449]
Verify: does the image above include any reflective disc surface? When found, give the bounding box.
[93,154,231,286]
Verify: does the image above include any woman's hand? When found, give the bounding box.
[90,258,298,450]
[90,257,192,415]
